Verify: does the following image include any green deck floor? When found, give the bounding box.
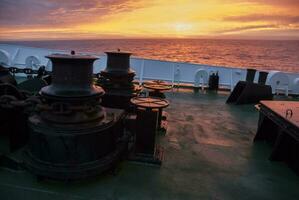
[0,89,299,200]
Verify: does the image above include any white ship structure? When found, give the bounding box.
[0,43,298,95]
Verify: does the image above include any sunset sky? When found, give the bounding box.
[0,0,299,40]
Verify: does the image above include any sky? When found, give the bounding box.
[0,0,299,40]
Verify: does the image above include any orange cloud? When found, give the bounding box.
[0,0,298,40]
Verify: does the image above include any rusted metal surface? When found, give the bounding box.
[131,97,169,109]
[144,80,172,99]
[254,100,299,174]
[260,101,299,128]
[143,80,172,91]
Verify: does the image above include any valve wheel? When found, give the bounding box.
[130,97,169,109]
[143,80,172,91]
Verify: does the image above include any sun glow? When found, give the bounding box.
[174,23,193,33]
[0,0,298,40]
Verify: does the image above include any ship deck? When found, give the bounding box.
[1,89,299,200]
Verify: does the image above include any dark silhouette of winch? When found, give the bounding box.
[23,53,128,180]
[97,52,141,110]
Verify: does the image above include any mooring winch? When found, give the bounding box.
[0,51,171,181]
[97,51,141,110]
[23,53,129,180]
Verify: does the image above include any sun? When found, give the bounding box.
[174,23,193,33]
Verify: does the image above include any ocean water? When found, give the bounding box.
[3,39,299,73]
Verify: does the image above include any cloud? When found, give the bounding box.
[217,24,278,34]
[224,14,299,24]
[229,0,299,6]
[252,0,299,6]
[0,0,144,27]
[0,0,298,40]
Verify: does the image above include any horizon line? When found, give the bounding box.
[1,37,299,42]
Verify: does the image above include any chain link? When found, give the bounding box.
[0,94,41,110]
[0,95,18,109]
[8,66,101,77]
[0,93,100,115]
[8,66,49,75]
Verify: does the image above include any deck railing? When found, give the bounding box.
[1,44,299,95]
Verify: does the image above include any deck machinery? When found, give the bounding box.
[23,54,128,180]
[0,51,169,181]
[226,68,273,104]
[97,52,141,110]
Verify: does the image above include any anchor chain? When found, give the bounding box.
[0,94,101,115]
[8,66,50,76]
[0,94,42,112]
[7,66,101,78]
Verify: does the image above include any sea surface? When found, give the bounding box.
[2,39,299,73]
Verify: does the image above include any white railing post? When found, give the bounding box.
[230,69,234,92]
[139,59,145,85]
[200,77,204,91]
[172,63,175,87]
[11,48,20,66]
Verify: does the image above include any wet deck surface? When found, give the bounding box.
[1,90,299,200]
